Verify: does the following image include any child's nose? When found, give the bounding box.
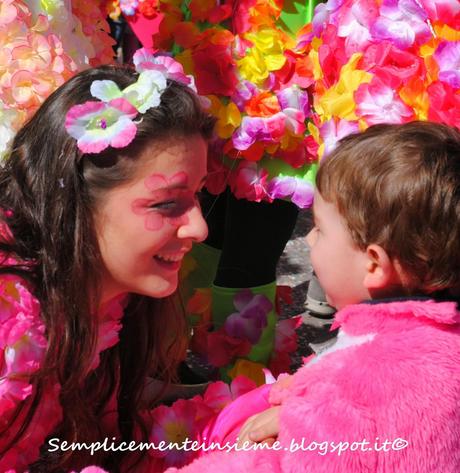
[177,205,208,242]
[306,229,315,247]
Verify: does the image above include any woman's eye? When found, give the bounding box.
[151,200,176,210]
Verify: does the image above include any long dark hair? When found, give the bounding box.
[0,65,215,471]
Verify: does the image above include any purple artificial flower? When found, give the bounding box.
[232,115,285,150]
[231,80,259,112]
[276,87,310,118]
[434,41,460,89]
[224,289,273,344]
[371,0,432,49]
[267,176,314,209]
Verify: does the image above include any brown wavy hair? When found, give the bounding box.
[0,65,215,471]
[316,121,460,294]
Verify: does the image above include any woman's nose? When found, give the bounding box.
[177,205,208,242]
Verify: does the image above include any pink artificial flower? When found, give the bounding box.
[355,77,414,125]
[74,467,110,473]
[427,80,460,128]
[434,41,460,89]
[267,176,314,209]
[335,0,379,55]
[201,376,257,412]
[230,161,270,203]
[90,295,127,371]
[0,277,46,416]
[274,316,302,354]
[133,49,193,86]
[319,118,360,156]
[224,289,272,344]
[232,114,286,150]
[276,86,310,118]
[318,24,349,87]
[65,98,138,153]
[371,0,432,49]
[149,399,200,467]
[360,41,425,88]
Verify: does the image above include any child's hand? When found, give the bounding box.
[236,406,280,448]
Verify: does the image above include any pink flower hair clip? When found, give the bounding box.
[65,49,195,154]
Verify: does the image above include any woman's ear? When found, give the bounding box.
[363,244,395,290]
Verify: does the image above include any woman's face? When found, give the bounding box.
[96,134,208,303]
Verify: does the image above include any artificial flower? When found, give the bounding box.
[434,40,460,88]
[227,358,266,386]
[205,328,252,367]
[355,77,415,125]
[224,289,272,344]
[230,161,270,202]
[149,399,200,467]
[65,98,138,153]
[267,175,315,209]
[201,375,257,412]
[133,49,193,86]
[370,0,433,49]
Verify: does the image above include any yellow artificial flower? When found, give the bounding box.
[227,358,266,386]
[315,53,372,121]
[237,27,289,85]
[216,102,242,139]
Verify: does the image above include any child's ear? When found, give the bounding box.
[363,244,395,289]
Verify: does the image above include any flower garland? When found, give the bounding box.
[0,267,126,471]
[304,0,460,158]
[147,0,318,209]
[0,0,115,163]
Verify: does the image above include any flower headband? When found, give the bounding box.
[65,49,196,154]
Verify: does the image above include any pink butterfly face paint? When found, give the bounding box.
[131,171,197,231]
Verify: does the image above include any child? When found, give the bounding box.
[166,121,460,473]
[0,53,215,471]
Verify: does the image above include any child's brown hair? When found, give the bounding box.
[317,121,460,294]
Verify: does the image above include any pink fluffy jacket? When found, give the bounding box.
[167,299,460,473]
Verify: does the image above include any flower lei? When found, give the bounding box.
[145,0,318,209]
[65,50,195,153]
[304,0,460,158]
[0,268,127,471]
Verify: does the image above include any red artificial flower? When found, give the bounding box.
[360,41,425,89]
[206,328,252,367]
[274,50,315,89]
[192,31,238,96]
[318,24,348,87]
[427,80,460,128]
[138,0,159,19]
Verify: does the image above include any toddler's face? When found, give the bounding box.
[96,134,208,303]
[306,190,370,310]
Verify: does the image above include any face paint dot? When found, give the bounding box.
[100,119,107,129]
